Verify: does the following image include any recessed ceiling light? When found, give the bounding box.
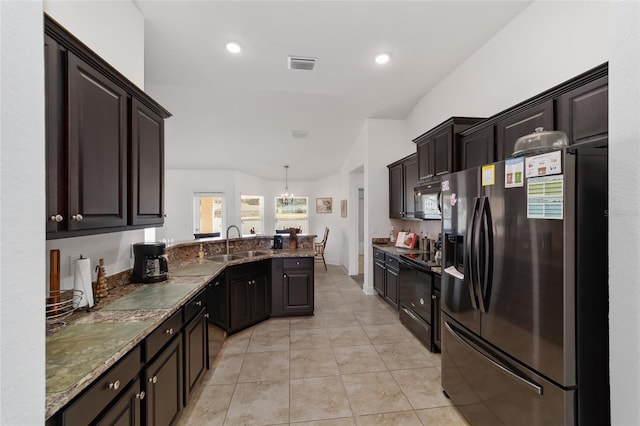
[225,42,242,54]
[375,53,390,65]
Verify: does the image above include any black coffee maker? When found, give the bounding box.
[132,242,168,283]
[273,235,283,249]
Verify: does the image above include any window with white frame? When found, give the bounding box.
[193,193,224,237]
[275,196,308,233]
[240,195,264,235]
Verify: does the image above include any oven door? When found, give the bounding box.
[398,258,432,323]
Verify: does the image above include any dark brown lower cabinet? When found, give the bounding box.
[272,258,314,316]
[183,309,207,405]
[373,249,399,310]
[96,379,143,426]
[144,336,183,426]
[61,346,142,425]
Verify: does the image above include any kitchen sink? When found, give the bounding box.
[206,251,269,262]
[207,254,243,262]
[233,250,269,258]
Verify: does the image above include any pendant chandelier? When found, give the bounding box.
[281,165,294,206]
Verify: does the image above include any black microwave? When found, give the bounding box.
[414,182,441,220]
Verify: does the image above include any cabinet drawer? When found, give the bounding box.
[62,346,141,425]
[283,257,313,269]
[226,260,268,280]
[144,310,183,362]
[183,289,206,324]
[385,255,399,270]
[373,249,385,262]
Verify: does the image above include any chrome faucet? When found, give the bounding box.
[226,225,242,255]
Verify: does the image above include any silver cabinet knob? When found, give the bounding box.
[283,274,287,278]
[108,380,120,390]
[204,313,210,318]
[149,376,158,384]
[72,214,83,221]
[136,391,145,400]
[165,328,173,335]
[432,295,437,300]
[195,301,202,307]
[50,214,63,222]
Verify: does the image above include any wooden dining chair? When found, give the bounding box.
[314,227,329,270]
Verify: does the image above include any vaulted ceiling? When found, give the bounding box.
[136,1,531,181]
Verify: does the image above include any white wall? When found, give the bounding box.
[609,2,640,424]
[162,168,340,248]
[43,0,145,88]
[406,1,609,140]
[43,1,147,286]
[0,2,46,423]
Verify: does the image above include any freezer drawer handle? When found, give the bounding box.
[444,321,543,396]
[402,307,428,328]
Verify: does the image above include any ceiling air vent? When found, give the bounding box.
[291,130,307,139]
[288,56,317,71]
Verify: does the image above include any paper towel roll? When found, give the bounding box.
[74,258,94,308]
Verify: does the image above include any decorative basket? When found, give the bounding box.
[46,289,83,334]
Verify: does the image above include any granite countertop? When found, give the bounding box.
[45,248,314,420]
[372,243,422,256]
[372,243,442,274]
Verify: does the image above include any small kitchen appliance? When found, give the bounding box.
[273,235,283,249]
[132,242,168,283]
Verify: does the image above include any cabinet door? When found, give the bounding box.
[385,267,399,309]
[271,259,285,316]
[184,310,207,405]
[433,127,452,176]
[373,261,385,296]
[130,98,164,226]
[283,269,313,315]
[417,139,434,180]
[67,52,128,230]
[145,337,183,426]
[403,156,418,218]
[388,163,403,218]
[207,274,228,329]
[459,127,495,170]
[558,76,608,146]
[44,35,67,234]
[229,278,251,331]
[96,379,142,426]
[495,100,554,160]
[251,275,271,322]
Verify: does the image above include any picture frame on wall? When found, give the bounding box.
[316,197,332,214]
[341,200,347,217]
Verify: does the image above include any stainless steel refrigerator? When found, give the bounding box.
[440,146,609,426]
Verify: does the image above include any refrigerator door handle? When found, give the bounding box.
[466,197,481,309]
[477,197,494,313]
[444,321,543,396]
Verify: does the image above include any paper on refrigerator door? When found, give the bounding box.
[444,266,464,280]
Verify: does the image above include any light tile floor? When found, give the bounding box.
[178,265,469,426]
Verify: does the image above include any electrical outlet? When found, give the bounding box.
[68,254,82,275]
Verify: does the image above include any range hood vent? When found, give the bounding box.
[288,56,317,71]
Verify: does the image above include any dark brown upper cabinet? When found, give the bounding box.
[495,100,555,161]
[558,75,608,147]
[68,52,128,231]
[45,15,171,239]
[458,125,495,170]
[44,34,66,235]
[388,153,418,219]
[130,99,165,226]
[414,117,484,181]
